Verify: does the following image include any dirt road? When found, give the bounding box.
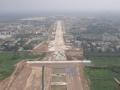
[49,21,66,61]
[47,20,87,90]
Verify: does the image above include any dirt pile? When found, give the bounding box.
[65,48,84,60]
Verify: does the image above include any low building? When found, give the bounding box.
[0,30,17,39]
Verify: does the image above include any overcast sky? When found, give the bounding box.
[0,0,120,13]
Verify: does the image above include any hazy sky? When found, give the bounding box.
[0,0,120,13]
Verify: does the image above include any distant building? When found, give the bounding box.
[0,30,17,39]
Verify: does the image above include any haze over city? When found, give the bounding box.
[0,0,120,13]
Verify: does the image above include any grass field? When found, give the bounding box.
[86,56,120,90]
[88,56,120,66]
[0,52,45,80]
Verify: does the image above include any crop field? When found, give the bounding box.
[86,56,120,90]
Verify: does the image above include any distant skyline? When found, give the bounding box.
[0,0,120,13]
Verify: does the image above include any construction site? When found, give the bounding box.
[0,20,90,90]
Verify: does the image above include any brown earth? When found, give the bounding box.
[65,48,84,60]
[0,61,43,90]
[32,42,48,54]
[0,61,31,90]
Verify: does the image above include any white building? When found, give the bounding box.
[0,30,17,39]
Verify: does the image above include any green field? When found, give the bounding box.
[89,56,120,66]
[0,52,45,80]
[86,56,120,90]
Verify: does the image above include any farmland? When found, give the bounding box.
[86,56,120,90]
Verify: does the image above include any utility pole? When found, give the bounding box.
[42,66,45,90]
